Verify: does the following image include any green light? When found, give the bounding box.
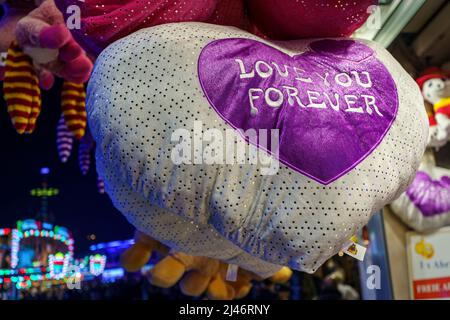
[55,252,64,260]
[30,188,60,197]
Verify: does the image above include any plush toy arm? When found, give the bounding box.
[15,0,71,59]
[269,266,293,284]
[121,230,292,300]
[15,0,92,84]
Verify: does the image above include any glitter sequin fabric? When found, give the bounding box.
[87,23,427,272]
[247,0,377,39]
[55,0,247,56]
[55,0,375,56]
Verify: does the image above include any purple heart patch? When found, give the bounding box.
[407,171,450,217]
[198,38,398,184]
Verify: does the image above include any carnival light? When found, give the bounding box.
[10,219,75,269]
[89,239,134,251]
[10,229,20,268]
[102,268,124,282]
[48,252,70,280]
[89,254,106,277]
[0,228,11,236]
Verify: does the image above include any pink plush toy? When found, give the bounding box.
[0,0,92,87]
[246,0,377,40]
[53,0,376,58]
[14,0,92,85]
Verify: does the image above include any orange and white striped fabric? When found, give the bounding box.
[3,42,41,134]
[61,81,86,140]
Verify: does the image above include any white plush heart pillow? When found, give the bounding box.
[87,22,427,273]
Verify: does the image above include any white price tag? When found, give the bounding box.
[226,264,239,282]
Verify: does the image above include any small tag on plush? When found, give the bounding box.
[226,264,239,282]
[342,241,366,261]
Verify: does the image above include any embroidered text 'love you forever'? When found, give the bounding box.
[198,39,399,185]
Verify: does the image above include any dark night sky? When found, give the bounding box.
[0,79,134,256]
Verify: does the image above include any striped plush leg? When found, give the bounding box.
[61,81,87,140]
[56,114,74,163]
[78,131,95,175]
[3,42,41,134]
[97,175,105,194]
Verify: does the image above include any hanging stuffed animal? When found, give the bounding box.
[0,0,92,134]
[88,22,427,275]
[56,113,73,162]
[1,0,92,87]
[14,0,92,84]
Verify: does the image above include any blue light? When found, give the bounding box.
[42,222,53,230]
[89,239,134,251]
[22,219,38,231]
[102,268,124,281]
[108,241,121,247]
[40,167,50,175]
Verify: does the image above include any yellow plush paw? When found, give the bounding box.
[148,256,186,288]
[231,281,252,299]
[269,266,293,283]
[180,271,212,297]
[208,275,235,300]
[120,242,153,272]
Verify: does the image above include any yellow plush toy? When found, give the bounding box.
[121,231,292,300]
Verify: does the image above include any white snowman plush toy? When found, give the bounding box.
[417,68,450,147]
[390,68,450,232]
